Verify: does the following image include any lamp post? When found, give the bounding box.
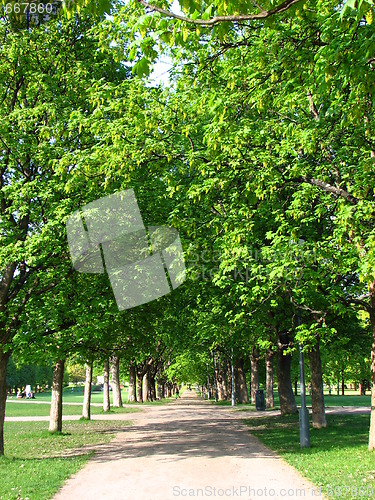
[292,238,310,448]
[298,316,310,448]
[212,351,218,402]
[206,363,210,400]
[231,347,235,406]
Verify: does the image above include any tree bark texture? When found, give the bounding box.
[277,333,298,415]
[308,341,327,428]
[49,359,65,433]
[82,362,92,420]
[235,357,249,404]
[250,348,259,404]
[128,362,137,402]
[110,356,122,407]
[103,359,110,412]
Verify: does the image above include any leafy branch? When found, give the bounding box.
[136,0,302,26]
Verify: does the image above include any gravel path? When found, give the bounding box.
[52,391,322,500]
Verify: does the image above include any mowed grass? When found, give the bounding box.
[245,413,375,499]
[5,401,140,417]
[213,392,371,409]
[25,387,129,404]
[1,419,131,500]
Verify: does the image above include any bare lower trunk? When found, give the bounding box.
[166,383,172,398]
[149,373,156,401]
[217,374,226,400]
[277,333,297,415]
[128,363,136,402]
[82,362,92,420]
[0,348,10,455]
[368,282,375,450]
[103,359,110,412]
[156,374,165,399]
[341,371,345,396]
[136,370,143,402]
[250,348,259,404]
[266,350,274,409]
[235,357,249,403]
[142,369,150,402]
[110,356,122,407]
[360,379,367,396]
[49,359,65,433]
[308,342,327,428]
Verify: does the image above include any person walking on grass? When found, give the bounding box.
[176,387,180,399]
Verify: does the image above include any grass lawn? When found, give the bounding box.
[1,419,131,500]
[212,392,371,409]
[5,386,175,418]
[5,401,140,417]
[245,413,375,499]
[29,387,129,404]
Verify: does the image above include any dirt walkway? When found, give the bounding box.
[54,391,321,500]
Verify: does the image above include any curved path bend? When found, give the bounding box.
[54,391,320,500]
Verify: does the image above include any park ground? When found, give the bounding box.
[1,389,373,500]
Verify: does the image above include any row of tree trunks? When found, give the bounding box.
[49,359,65,433]
[129,360,165,403]
[0,348,10,455]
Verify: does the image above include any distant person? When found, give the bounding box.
[175,387,180,399]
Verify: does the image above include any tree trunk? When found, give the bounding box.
[82,362,92,420]
[250,348,259,404]
[103,359,110,412]
[341,370,345,396]
[294,379,298,396]
[0,348,10,455]
[308,342,327,428]
[128,363,136,402]
[217,374,226,400]
[277,333,298,415]
[149,372,156,401]
[360,379,367,396]
[337,377,340,396]
[142,369,150,402]
[368,281,375,450]
[110,356,122,407]
[156,376,164,399]
[136,366,143,402]
[49,359,65,433]
[235,357,249,403]
[266,349,274,409]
